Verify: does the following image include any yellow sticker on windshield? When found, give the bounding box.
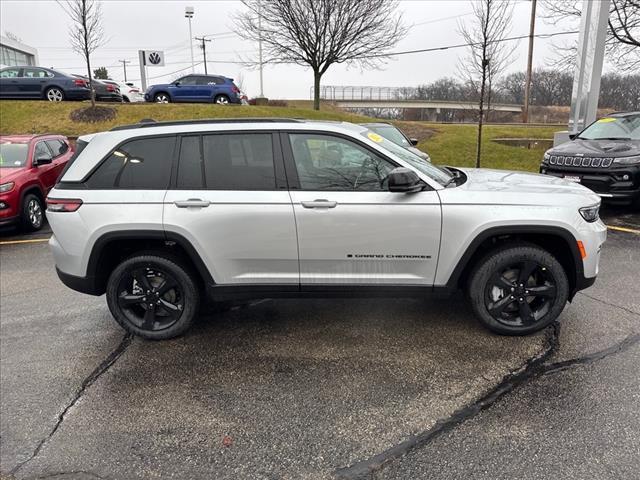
[597,118,616,123]
[367,132,384,143]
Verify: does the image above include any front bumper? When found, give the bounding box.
[541,164,640,204]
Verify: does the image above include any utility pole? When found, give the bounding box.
[185,6,195,73]
[195,36,211,74]
[522,0,537,123]
[119,59,131,82]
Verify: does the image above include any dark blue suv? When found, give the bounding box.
[144,74,241,104]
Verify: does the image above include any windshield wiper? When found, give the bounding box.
[593,137,631,141]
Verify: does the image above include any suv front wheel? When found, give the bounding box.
[467,245,569,335]
[106,254,200,339]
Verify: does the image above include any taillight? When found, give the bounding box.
[129,89,139,93]
[46,198,83,212]
[106,84,115,92]
[231,85,240,93]
[73,79,87,87]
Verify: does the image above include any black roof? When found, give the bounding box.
[110,118,303,131]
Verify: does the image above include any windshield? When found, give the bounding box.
[579,114,640,140]
[368,125,411,147]
[360,130,453,186]
[0,143,29,168]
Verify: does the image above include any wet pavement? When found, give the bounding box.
[0,210,638,480]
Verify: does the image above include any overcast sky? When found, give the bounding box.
[1,0,580,98]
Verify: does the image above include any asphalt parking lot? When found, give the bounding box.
[1,208,638,480]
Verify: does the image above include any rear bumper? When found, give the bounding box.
[56,267,102,295]
[65,88,92,100]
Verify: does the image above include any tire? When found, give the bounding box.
[214,94,230,105]
[21,193,44,231]
[154,92,170,103]
[467,244,569,335]
[106,254,200,340]
[122,95,130,103]
[45,87,64,102]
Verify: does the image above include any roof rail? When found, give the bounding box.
[110,118,303,131]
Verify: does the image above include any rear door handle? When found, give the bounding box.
[301,199,337,209]
[174,198,210,208]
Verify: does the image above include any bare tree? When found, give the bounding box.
[458,0,516,168]
[58,0,105,107]
[234,0,405,110]
[540,0,640,72]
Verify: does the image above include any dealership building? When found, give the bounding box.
[0,35,39,67]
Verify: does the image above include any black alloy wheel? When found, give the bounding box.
[106,255,199,339]
[468,245,569,335]
[485,260,557,327]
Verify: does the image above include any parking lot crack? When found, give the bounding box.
[9,334,133,477]
[576,291,640,317]
[333,323,560,480]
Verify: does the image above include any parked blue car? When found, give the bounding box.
[0,66,91,101]
[144,74,242,104]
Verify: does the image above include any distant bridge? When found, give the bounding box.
[314,86,523,113]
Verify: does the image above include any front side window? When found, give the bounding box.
[176,76,196,86]
[23,68,52,78]
[176,133,276,190]
[85,136,175,189]
[289,134,396,191]
[34,141,52,161]
[46,139,68,157]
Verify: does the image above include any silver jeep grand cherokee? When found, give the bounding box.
[47,119,606,339]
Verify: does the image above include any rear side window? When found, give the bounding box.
[58,139,88,180]
[176,133,276,190]
[85,136,175,189]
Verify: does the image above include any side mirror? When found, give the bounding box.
[173,81,181,87]
[568,133,577,141]
[34,154,52,166]
[388,167,423,193]
[410,138,419,146]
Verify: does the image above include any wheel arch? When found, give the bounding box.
[86,230,214,295]
[446,225,584,297]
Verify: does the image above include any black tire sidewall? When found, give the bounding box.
[468,245,569,335]
[106,255,199,340]
[21,193,44,231]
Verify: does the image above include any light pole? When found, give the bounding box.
[185,6,195,73]
[258,0,264,97]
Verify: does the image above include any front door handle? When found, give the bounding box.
[301,199,337,209]
[174,198,210,208]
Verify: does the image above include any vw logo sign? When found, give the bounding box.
[148,52,162,65]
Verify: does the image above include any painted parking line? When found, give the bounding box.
[607,225,640,235]
[0,237,50,245]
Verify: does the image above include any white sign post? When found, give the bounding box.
[138,50,165,91]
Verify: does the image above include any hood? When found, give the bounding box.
[439,167,600,207]
[0,166,26,184]
[550,138,640,157]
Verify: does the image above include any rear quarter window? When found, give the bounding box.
[85,136,176,189]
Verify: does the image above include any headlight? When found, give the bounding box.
[579,204,600,223]
[543,152,551,163]
[0,182,15,193]
[613,155,640,165]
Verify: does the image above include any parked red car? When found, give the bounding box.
[0,134,73,231]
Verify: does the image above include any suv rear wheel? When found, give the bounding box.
[467,245,569,335]
[154,93,170,103]
[214,94,230,105]
[106,254,200,339]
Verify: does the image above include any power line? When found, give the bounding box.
[367,30,580,59]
